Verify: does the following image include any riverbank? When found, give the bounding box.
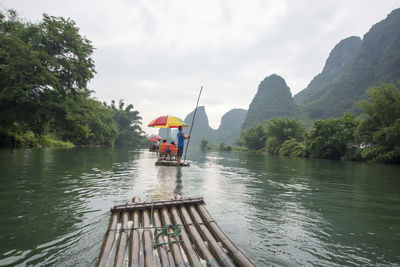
[0,133,75,149]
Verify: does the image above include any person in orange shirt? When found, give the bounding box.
[169,142,177,155]
[159,140,168,153]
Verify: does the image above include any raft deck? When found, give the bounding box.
[97,197,254,267]
[155,161,190,166]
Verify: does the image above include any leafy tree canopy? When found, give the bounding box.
[355,83,400,163]
[0,10,95,137]
[306,113,359,159]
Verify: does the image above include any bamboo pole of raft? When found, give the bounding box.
[160,207,185,266]
[188,205,236,267]
[129,196,140,267]
[197,204,255,267]
[152,209,170,267]
[179,206,219,267]
[111,197,204,212]
[142,206,155,267]
[114,211,130,267]
[170,206,202,267]
[96,212,119,267]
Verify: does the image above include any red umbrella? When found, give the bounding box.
[147,135,162,142]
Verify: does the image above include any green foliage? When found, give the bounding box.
[200,139,209,151]
[0,130,40,148]
[306,113,359,159]
[264,117,305,154]
[218,142,232,152]
[0,10,145,148]
[112,100,146,147]
[355,83,400,163]
[265,136,280,154]
[242,124,266,150]
[279,138,305,157]
[0,10,95,136]
[43,135,74,148]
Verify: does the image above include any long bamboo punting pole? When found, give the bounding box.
[183,86,203,163]
[188,205,236,267]
[152,209,170,267]
[114,211,130,267]
[179,206,219,267]
[197,204,255,267]
[129,197,141,267]
[170,206,202,267]
[160,207,185,266]
[142,208,155,267]
[97,212,120,267]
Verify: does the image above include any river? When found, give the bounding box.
[0,147,399,266]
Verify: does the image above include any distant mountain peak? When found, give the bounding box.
[294,7,400,118]
[242,74,297,130]
[322,36,362,74]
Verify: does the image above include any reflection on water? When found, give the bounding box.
[0,147,400,266]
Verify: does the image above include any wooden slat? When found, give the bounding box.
[114,211,130,266]
[160,207,185,266]
[142,209,154,267]
[128,197,141,267]
[188,205,235,267]
[107,215,122,267]
[153,209,170,267]
[170,206,202,267]
[111,197,204,212]
[96,212,119,267]
[179,206,219,267]
[197,204,255,267]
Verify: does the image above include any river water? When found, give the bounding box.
[0,147,399,266]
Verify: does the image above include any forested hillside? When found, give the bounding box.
[295,8,400,119]
[294,36,362,106]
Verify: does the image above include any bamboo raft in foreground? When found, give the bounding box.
[96,196,254,267]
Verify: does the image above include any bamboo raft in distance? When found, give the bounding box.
[97,196,254,267]
[155,160,190,167]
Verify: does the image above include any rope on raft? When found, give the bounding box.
[150,201,183,249]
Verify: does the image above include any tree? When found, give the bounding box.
[53,96,119,145]
[264,117,305,154]
[111,100,146,147]
[306,113,359,159]
[279,138,305,157]
[355,83,400,163]
[241,124,266,150]
[200,140,209,151]
[0,10,96,145]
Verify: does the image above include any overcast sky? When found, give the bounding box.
[2,1,399,134]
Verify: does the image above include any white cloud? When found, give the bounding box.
[2,0,399,132]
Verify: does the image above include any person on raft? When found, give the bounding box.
[177,126,190,165]
[159,140,168,153]
[170,141,177,155]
